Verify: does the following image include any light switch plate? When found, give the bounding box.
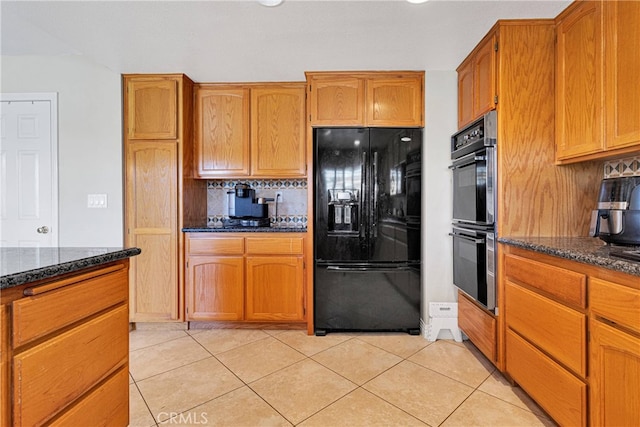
[88,194,108,208]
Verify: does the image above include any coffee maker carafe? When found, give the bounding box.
[590,177,640,245]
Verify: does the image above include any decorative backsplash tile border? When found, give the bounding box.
[604,156,640,178]
[207,179,308,190]
[207,215,308,228]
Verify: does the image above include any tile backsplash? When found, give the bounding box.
[604,155,640,178]
[207,179,307,228]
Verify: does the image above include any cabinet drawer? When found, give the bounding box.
[505,253,586,307]
[49,366,129,427]
[12,266,128,348]
[590,277,640,334]
[246,237,304,255]
[505,281,586,377]
[506,329,587,427]
[458,291,496,362]
[187,235,244,255]
[13,305,128,426]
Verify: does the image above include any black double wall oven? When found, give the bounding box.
[449,111,497,311]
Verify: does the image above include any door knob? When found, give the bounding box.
[37,226,49,234]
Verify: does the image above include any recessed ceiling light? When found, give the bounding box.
[406,0,429,3]
[258,0,284,6]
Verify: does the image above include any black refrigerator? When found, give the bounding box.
[314,128,422,336]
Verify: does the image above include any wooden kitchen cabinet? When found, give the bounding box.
[458,291,497,363]
[124,74,206,323]
[251,85,307,177]
[194,86,250,178]
[194,83,306,178]
[504,251,588,426]
[185,233,306,323]
[6,260,130,426]
[457,32,496,129]
[185,235,245,321]
[126,77,178,140]
[305,71,424,127]
[589,277,640,427]
[556,0,640,162]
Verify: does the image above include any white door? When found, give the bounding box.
[0,93,58,247]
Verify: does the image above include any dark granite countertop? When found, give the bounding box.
[0,247,141,289]
[183,226,307,233]
[499,237,640,277]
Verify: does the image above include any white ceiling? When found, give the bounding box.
[1,0,571,82]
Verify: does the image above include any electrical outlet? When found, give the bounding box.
[276,191,283,202]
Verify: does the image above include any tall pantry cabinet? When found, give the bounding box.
[123,74,206,322]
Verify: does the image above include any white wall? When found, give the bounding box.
[422,71,457,322]
[1,55,123,247]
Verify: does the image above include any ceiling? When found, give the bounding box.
[1,0,571,82]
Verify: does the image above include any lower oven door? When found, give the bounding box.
[450,226,495,311]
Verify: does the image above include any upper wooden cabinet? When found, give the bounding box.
[126,77,178,140]
[556,0,640,162]
[251,85,306,177]
[306,71,424,127]
[457,33,497,129]
[194,83,306,178]
[195,86,250,177]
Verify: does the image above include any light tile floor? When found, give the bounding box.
[129,329,557,427]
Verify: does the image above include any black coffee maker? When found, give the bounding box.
[226,183,272,227]
[590,177,640,245]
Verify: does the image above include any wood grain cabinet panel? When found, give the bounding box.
[458,291,496,362]
[457,33,496,129]
[251,85,306,177]
[604,0,640,150]
[556,0,603,160]
[306,71,424,128]
[590,277,640,333]
[307,77,365,126]
[506,329,587,427]
[186,255,244,321]
[13,305,128,426]
[126,78,177,140]
[246,255,305,321]
[194,87,250,178]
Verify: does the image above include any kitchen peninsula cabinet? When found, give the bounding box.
[124,74,206,323]
[305,71,424,127]
[194,83,306,179]
[456,32,496,129]
[185,233,306,324]
[555,0,640,162]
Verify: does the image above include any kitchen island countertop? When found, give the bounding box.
[499,236,640,277]
[0,247,141,289]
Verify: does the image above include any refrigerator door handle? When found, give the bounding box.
[372,151,378,238]
[360,152,367,239]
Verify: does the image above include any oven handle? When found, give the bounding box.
[448,152,486,169]
[449,232,485,244]
[326,266,413,272]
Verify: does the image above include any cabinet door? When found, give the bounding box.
[367,76,424,127]
[194,87,250,178]
[473,34,496,120]
[590,319,640,427]
[251,86,306,177]
[126,142,179,321]
[186,256,244,321]
[308,77,365,126]
[457,58,474,129]
[604,0,640,150]
[556,1,604,160]
[126,78,177,140]
[246,256,304,321]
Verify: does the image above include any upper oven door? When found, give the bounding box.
[449,148,496,227]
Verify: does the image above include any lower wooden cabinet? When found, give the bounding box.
[185,233,306,323]
[457,291,497,363]
[589,277,640,426]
